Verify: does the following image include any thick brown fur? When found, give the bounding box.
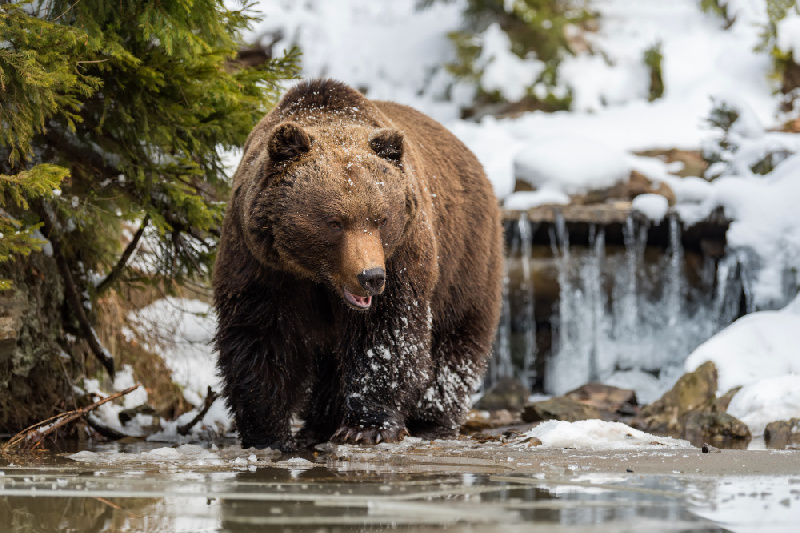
[214,79,503,451]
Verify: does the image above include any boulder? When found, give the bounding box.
[764,418,800,448]
[475,377,530,411]
[565,382,639,417]
[521,396,601,423]
[633,362,751,443]
[681,410,751,443]
[636,361,718,434]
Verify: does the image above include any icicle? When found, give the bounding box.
[517,213,537,388]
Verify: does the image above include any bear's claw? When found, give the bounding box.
[330,425,409,445]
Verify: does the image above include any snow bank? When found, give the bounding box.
[240,0,468,122]
[726,376,800,436]
[125,298,233,439]
[513,136,630,195]
[520,420,691,450]
[685,295,800,435]
[128,298,219,407]
[685,310,800,394]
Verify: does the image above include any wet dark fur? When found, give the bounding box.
[214,79,503,451]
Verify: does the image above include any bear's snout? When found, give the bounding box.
[357,267,386,295]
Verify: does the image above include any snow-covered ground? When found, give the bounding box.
[100,0,799,441]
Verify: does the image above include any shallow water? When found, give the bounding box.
[2,441,799,532]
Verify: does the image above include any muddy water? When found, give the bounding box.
[2,441,799,532]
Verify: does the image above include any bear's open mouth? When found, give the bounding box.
[342,286,372,310]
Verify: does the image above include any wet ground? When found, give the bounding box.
[2,437,800,532]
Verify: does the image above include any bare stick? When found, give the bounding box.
[2,384,140,452]
[177,386,218,436]
[95,214,150,295]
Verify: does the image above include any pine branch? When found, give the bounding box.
[95,214,150,295]
[38,203,115,378]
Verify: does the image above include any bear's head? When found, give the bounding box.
[242,121,417,311]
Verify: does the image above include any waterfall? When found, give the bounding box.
[487,209,771,403]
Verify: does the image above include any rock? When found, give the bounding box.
[628,170,676,206]
[681,410,751,443]
[764,419,800,448]
[461,408,516,433]
[521,397,601,423]
[565,382,639,417]
[475,377,530,411]
[636,361,718,434]
[712,386,742,413]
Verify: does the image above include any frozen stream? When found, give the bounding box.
[2,439,799,532]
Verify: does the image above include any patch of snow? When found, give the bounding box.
[520,420,691,450]
[726,376,800,436]
[777,10,800,59]
[127,298,219,407]
[478,23,544,102]
[632,193,669,221]
[513,136,630,195]
[503,189,570,210]
[602,370,664,405]
[240,0,468,123]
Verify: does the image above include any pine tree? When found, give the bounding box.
[0,0,298,430]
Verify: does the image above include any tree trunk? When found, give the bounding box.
[0,251,82,434]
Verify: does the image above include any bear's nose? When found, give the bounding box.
[357,268,386,295]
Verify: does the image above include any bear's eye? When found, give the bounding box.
[380,217,388,227]
[328,220,342,230]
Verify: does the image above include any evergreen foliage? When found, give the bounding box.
[440,0,593,113]
[757,0,800,114]
[1,0,298,365]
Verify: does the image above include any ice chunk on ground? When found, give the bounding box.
[520,420,691,450]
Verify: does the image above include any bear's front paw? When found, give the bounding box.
[330,425,409,445]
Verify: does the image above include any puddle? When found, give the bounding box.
[2,441,799,532]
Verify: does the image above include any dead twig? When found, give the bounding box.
[177,386,218,436]
[37,203,115,377]
[2,384,140,452]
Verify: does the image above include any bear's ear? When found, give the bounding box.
[268,122,312,164]
[369,129,404,166]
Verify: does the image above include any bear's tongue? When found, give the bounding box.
[343,287,372,309]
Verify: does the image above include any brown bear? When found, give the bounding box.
[214,79,503,451]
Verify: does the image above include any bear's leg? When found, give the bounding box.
[331,302,434,445]
[217,329,310,452]
[295,355,343,448]
[407,317,490,439]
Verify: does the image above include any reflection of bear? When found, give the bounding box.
[214,79,503,451]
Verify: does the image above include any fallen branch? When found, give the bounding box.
[1,384,140,452]
[178,386,218,436]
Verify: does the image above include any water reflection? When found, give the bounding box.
[5,457,789,532]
